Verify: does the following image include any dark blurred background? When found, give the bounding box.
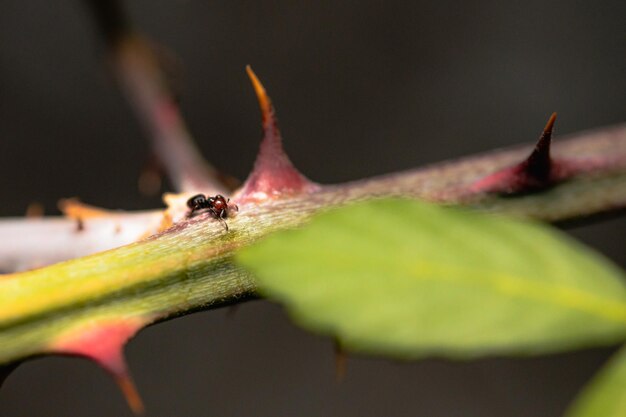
[0,1,625,416]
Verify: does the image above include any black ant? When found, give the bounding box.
[186,194,238,231]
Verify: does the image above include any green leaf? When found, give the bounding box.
[566,347,626,417]
[237,198,626,358]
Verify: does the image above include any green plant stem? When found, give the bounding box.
[1,123,625,365]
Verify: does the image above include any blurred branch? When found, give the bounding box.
[85,0,228,194]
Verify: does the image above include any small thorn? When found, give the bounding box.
[76,217,85,232]
[334,340,348,382]
[525,112,556,181]
[237,67,319,202]
[225,304,240,319]
[59,198,117,233]
[470,113,561,195]
[25,202,44,218]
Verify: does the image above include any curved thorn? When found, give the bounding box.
[48,318,150,415]
[470,113,560,194]
[246,65,272,126]
[236,67,319,202]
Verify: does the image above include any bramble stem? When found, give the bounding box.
[0,123,625,366]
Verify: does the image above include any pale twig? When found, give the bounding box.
[0,210,163,272]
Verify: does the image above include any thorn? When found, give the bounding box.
[236,67,319,202]
[59,199,118,233]
[48,318,150,415]
[524,112,556,182]
[470,113,561,195]
[334,340,348,382]
[245,65,283,157]
[225,304,240,319]
[76,217,85,232]
[25,202,44,218]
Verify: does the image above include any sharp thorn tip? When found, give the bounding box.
[115,372,145,415]
[246,66,272,122]
[543,112,557,136]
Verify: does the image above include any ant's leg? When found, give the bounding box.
[209,208,229,231]
[219,210,231,231]
[218,217,229,232]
